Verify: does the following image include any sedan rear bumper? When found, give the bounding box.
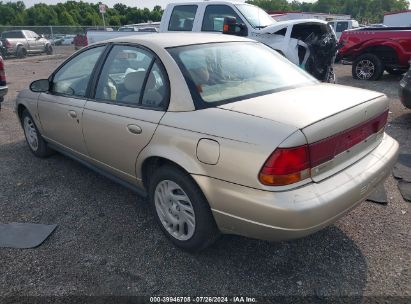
[193,133,399,241]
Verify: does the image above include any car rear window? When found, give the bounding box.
[168,42,316,108]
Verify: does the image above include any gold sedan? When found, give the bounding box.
[16,33,399,251]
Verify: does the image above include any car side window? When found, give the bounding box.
[141,61,169,108]
[168,5,197,31]
[51,46,105,97]
[336,22,348,32]
[95,45,166,107]
[31,31,39,39]
[202,5,242,32]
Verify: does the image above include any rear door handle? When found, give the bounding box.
[68,110,77,118]
[127,124,142,134]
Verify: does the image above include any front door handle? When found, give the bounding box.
[68,110,77,118]
[127,124,142,134]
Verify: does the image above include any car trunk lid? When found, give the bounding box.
[219,83,388,182]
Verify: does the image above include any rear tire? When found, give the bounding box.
[148,165,220,252]
[352,53,383,80]
[21,110,53,158]
[16,46,27,59]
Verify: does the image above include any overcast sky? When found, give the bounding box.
[16,0,411,10]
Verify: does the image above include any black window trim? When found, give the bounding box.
[47,43,109,101]
[168,4,198,32]
[88,42,171,112]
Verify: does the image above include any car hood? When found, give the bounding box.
[218,83,384,130]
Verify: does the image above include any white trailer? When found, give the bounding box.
[383,10,411,27]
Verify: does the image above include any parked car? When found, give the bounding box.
[49,35,64,46]
[0,40,5,57]
[338,27,411,80]
[16,34,399,251]
[0,55,8,110]
[73,34,88,50]
[327,19,360,39]
[0,30,53,58]
[399,64,411,109]
[87,1,338,82]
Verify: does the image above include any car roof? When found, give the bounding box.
[106,33,253,48]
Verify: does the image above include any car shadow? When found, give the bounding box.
[0,141,367,298]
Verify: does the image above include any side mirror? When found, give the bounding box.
[223,17,248,37]
[30,79,50,92]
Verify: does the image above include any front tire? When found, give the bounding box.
[21,110,53,157]
[352,53,383,80]
[148,165,219,252]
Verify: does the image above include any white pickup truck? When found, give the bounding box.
[87,1,338,81]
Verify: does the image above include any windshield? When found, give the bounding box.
[235,4,274,28]
[168,42,317,107]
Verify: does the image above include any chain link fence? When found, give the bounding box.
[0,25,122,55]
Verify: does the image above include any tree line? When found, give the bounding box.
[0,1,163,27]
[0,0,409,26]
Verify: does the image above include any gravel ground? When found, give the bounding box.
[0,47,409,300]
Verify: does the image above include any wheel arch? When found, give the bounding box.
[360,44,399,66]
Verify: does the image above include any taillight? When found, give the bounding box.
[259,145,310,186]
[259,110,388,186]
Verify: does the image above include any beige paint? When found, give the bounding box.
[15,34,399,242]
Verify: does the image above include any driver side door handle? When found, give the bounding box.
[68,110,77,118]
[127,124,142,134]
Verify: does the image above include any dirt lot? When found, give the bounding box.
[0,47,410,300]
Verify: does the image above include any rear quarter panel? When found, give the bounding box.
[136,108,300,190]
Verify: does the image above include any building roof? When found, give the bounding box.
[384,10,411,16]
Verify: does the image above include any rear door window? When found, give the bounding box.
[168,5,197,31]
[94,45,169,109]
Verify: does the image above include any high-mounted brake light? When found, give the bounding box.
[259,110,388,186]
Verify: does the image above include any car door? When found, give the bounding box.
[82,44,169,184]
[30,31,43,52]
[23,31,35,53]
[37,45,106,156]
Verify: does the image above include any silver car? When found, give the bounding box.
[15,33,399,251]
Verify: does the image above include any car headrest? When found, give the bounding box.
[124,71,146,93]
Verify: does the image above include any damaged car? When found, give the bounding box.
[160,1,338,82]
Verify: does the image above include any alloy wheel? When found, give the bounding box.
[356,59,375,80]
